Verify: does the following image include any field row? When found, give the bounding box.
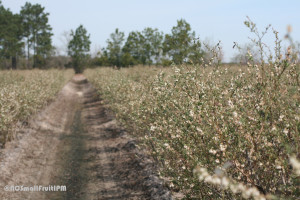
[0,69,73,146]
[85,64,299,199]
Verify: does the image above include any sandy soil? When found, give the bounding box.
[0,75,172,200]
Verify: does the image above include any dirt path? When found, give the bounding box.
[0,75,172,200]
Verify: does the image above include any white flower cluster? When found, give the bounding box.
[290,156,300,175]
[194,167,267,200]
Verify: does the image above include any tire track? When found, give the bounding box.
[0,75,172,200]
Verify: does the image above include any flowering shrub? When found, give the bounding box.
[85,21,299,199]
[0,69,73,145]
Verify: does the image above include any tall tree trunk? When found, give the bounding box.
[33,34,36,68]
[33,44,36,68]
[27,38,30,68]
[5,60,9,69]
[11,56,17,70]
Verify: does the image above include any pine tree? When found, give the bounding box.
[122,31,144,65]
[20,2,53,68]
[142,27,163,65]
[68,25,91,73]
[163,19,196,65]
[106,28,125,67]
[0,3,23,69]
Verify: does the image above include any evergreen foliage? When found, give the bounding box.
[20,2,53,68]
[0,3,23,69]
[68,25,91,73]
[94,19,205,67]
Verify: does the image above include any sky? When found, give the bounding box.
[2,0,300,62]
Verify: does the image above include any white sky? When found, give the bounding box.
[2,0,300,62]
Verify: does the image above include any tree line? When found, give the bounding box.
[91,19,206,67]
[1,1,218,70]
[68,19,208,70]
[0,1,53,69]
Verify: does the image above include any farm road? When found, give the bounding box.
[0,75,171,200]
